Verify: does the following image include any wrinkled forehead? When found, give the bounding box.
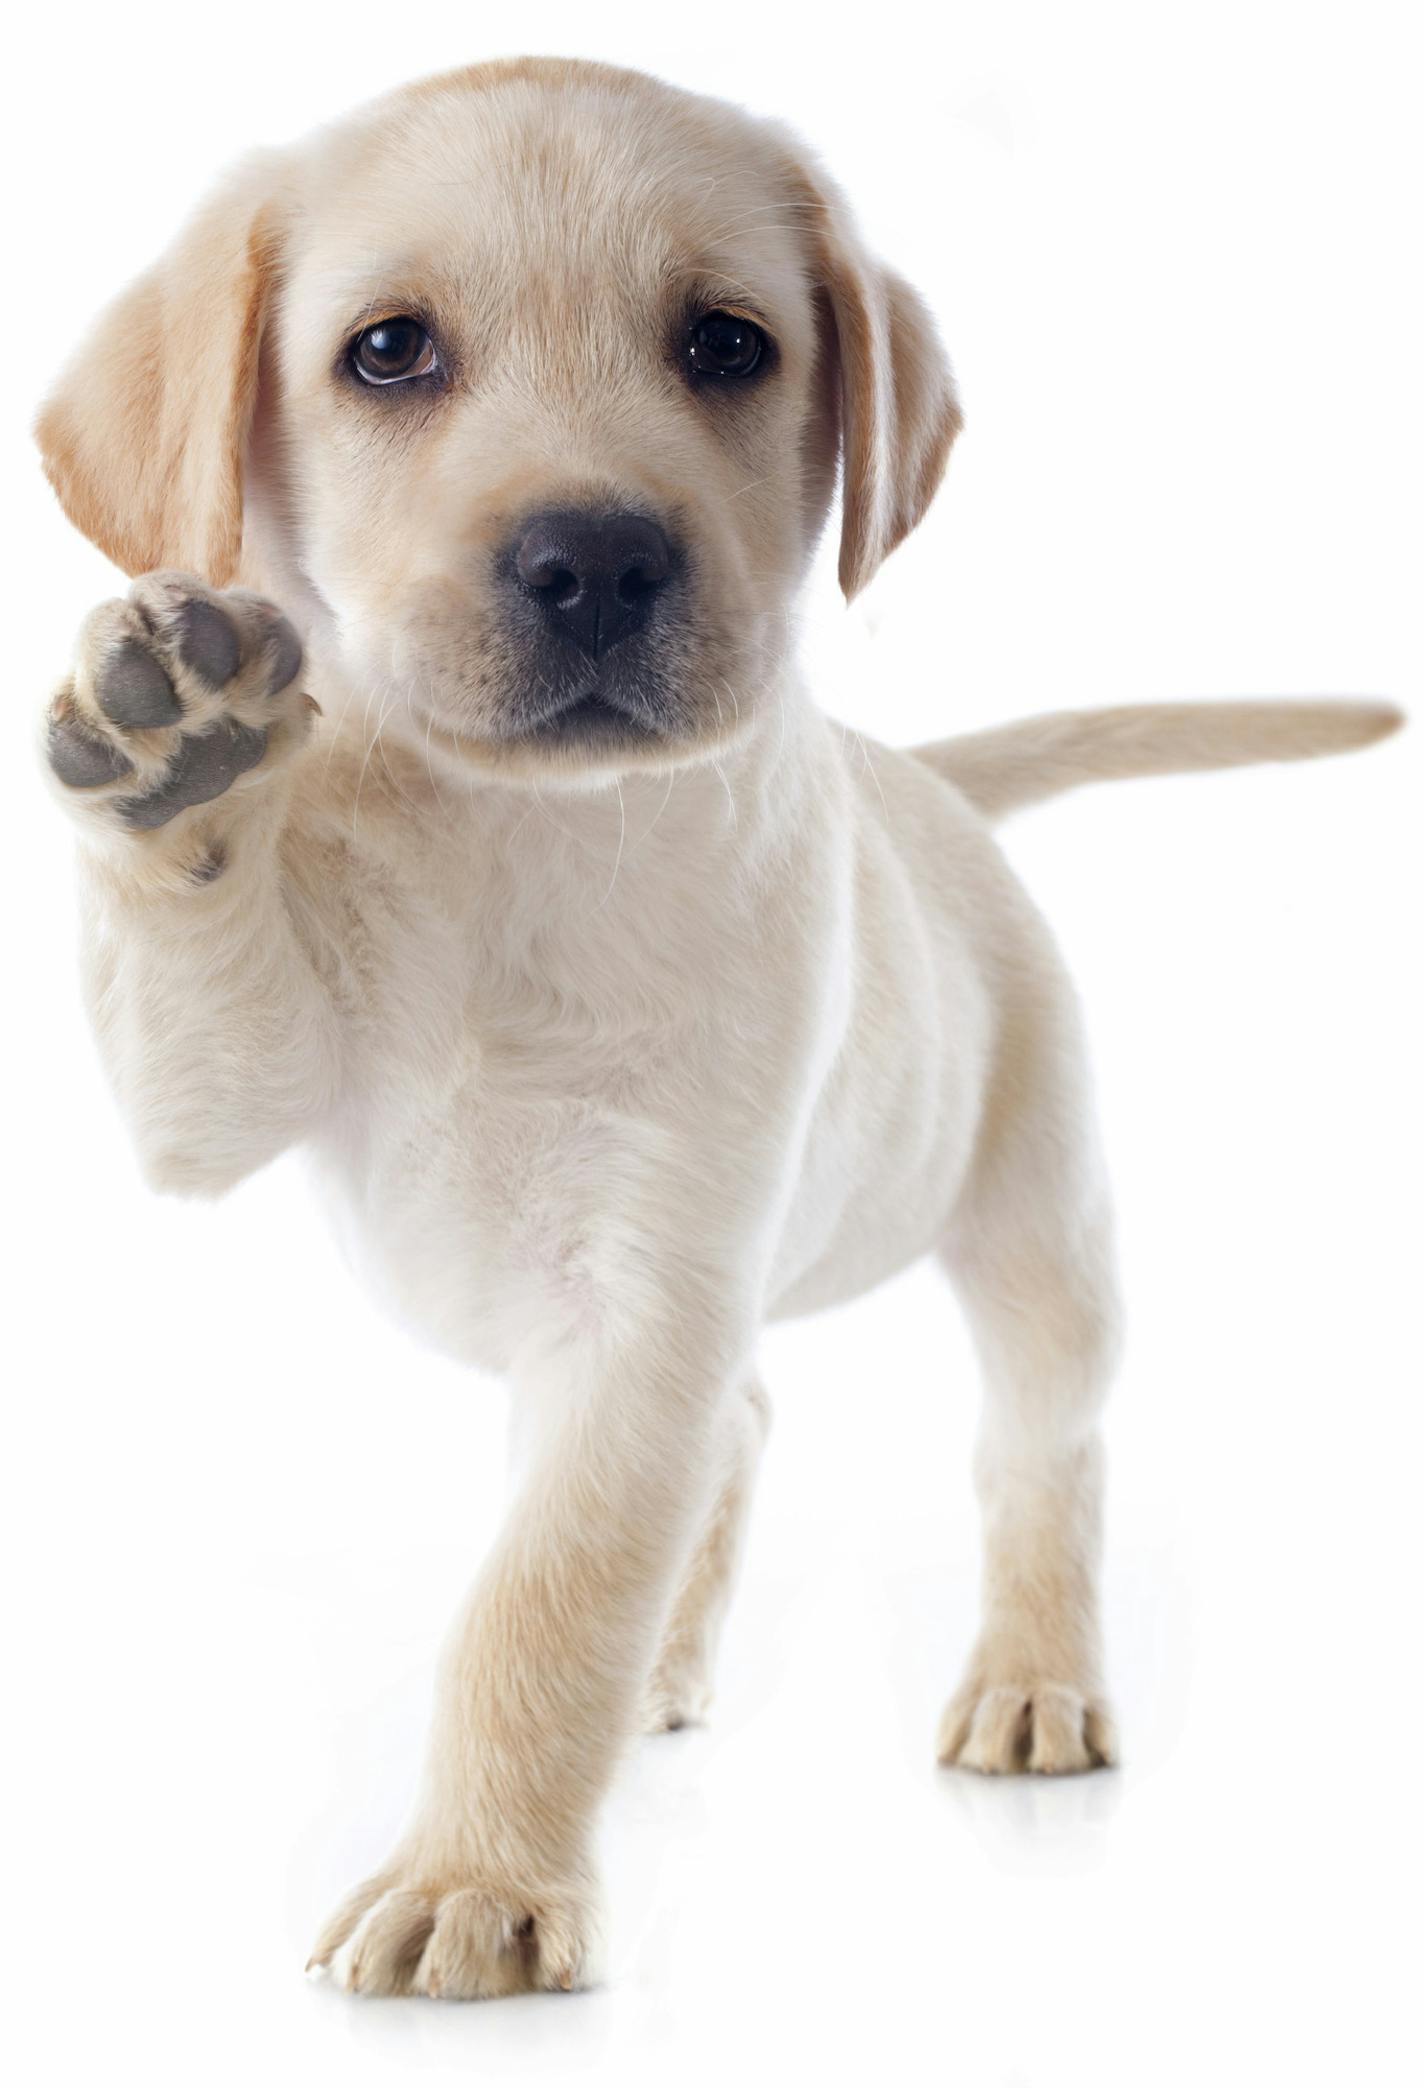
[282,73,813,346]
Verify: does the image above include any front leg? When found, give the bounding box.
[42,571,339,1193]
[310,1290,751,1999]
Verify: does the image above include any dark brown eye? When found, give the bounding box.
[687,311,768,379]
[350,317,438,385]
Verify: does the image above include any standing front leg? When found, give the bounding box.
[309,1289,755,1999]
[936,985,1121,1776]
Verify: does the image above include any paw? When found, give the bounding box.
[308,1855,600,2001]
[937,1678,1117,1776]
[43,571,312,841]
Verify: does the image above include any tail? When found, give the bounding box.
[913,699,1404,821]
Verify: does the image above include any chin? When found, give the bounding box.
[405,699,748,792]
[397,647,760,787]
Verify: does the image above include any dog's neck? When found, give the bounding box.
[291,662,838,1078]
[314,638,820,877]
[293,642,833,1025]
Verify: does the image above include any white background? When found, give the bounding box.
[2,4,1420,2083]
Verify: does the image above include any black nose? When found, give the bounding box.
[513,509,673,661]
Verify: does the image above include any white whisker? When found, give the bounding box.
[592,777,627,913]
[630,768,678,859]
[711,758,738,829]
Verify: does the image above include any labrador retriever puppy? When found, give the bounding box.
[35,56,1400,2000]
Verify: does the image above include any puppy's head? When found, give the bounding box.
[37,59,960,785]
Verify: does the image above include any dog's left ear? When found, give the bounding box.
[34,154,285,585]
[785,153,963,600]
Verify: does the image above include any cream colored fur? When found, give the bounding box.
[34,57,1402,2001]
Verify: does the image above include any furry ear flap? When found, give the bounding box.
[35,157,283,584]
[788,158,963,600]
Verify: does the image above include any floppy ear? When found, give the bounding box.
[35,157,282,584]
[788,159,963,600]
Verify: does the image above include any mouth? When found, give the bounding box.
[403,653,712,782]
[514,684,665,746]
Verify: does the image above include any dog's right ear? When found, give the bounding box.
[35,155,285,586]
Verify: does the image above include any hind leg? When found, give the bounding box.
[642,1375,770,1732]
[937,1001,1121,1775]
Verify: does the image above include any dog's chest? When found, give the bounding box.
[313,805,827,1367]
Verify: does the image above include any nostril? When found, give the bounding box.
[517,545,580,600]
[542,565,581,604]
[616,564,661,606]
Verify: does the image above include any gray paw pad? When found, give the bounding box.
[48,716,136,790]
[176,599,242,688]
[117,721,269,830]
[97,640,182,729]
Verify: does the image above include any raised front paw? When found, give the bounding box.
[309,1850,600,2001]
[43,570,312,841]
